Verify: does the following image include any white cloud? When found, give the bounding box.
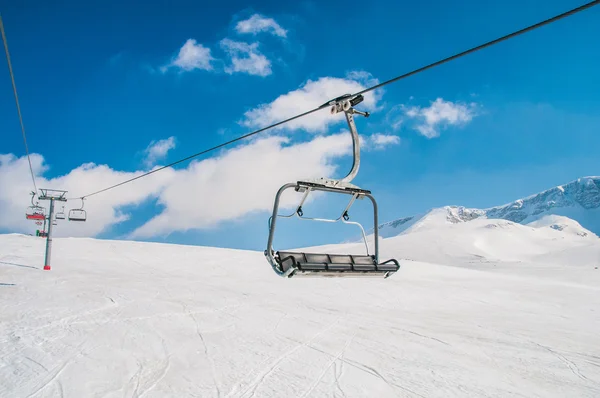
[130,133,353,238]
[402,98,478,138]
[344,71,380,89]
[365,133,401,150]
[161,39,215,73]
[241,71,381,133]
[159,14,286,77]
[1,128,397,239]
[143,137,176,168]
[235,14,287,38]
[219,39,272,77]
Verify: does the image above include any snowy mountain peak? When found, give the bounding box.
[377,176,600,238]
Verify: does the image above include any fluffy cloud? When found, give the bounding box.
[220,39,272,77]
[129,133,351,238]
[402,98,478,138]
[365,133,401,150]
[1,129,397,239]
[161,39,215,73]
[235,14,287,38]
[160,13,287,77]
[241,72,382,133]
[143,137,176,168]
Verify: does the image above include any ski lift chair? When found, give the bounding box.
[265,94,400,278]
[68,198,87,222]
[25,207,45,221]
[55,206,66,220]
[25,192,45,220]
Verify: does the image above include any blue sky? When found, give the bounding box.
[1,0,599,251]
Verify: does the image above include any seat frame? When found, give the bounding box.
[264,181,400,278]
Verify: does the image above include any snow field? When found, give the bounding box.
[1,229,599,397]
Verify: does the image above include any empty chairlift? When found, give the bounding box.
[55,206,65,220]
[265,94,400,278]
[55,205,66,220]
[68,198,87,222]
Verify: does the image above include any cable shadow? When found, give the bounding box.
[0,283,16,286]
[0,261,39,270]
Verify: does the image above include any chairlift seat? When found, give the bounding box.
[68,199,87,222]
[276,251,399,277]
[26,213,45,221]
[68,209,86,222]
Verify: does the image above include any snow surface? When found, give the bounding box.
[1,224,600,397]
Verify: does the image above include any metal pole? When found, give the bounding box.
[339,111,361,184]
[43,198,55,270]
[366,193,379,264]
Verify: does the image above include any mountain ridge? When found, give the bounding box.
[376,175,600,238]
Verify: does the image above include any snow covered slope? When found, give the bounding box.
[378,176,600,238]
[1,231,599,397]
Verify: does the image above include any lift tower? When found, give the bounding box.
[38,189,68,270]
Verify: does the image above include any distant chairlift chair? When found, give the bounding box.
[25,206,45,221]
[25,192,45,221]
[55,205,66,220]
[265,94,400,278]
[68,198,87,222]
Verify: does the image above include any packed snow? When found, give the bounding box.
[1,216,600,397]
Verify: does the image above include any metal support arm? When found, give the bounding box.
[341,111,361,183]
[302,94,369,189]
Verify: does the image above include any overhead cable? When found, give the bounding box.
[1,14,38,194]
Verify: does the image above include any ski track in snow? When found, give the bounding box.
[233,317,343,398]
[0,232,599,397]
[299,330,356,398]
